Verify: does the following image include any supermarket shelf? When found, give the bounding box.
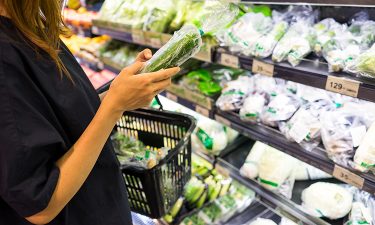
[90,24,375,103]
[214,48,375,103]
[160,86,375,194]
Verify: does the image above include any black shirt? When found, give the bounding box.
[0,16,132,225]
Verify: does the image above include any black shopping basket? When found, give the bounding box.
[115,108,196,218]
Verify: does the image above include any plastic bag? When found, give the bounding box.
[240,141,268,179]
[346,43,375,78]
[260,92,301,128]
[346,186,375,225]
[142,0,176,33]
[258,146,297,199]
[142,0,238,73]
[112,132,169,169]
[279,218,298,225]
[282,99,335,151]
[219,12,273,55]
[312,18,347,57]
[353,120,375,173]
[294,161,332,180]
[321,102,375,167]
[301,182,353,220]
[216,75,254,111]
[97,0,125,21]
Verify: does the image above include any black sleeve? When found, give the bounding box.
[0,44,63,217]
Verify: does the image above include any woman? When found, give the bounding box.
[0,1,179,225]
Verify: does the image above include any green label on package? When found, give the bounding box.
[196,128,213,150]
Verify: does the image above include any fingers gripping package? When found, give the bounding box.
[141,0,238,74]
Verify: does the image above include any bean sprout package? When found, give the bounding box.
[141,1,238,74]
[321,102,375,168]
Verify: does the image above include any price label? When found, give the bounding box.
[215,115,231,127]
[325,76,360,97]
[195,105,210,118]
[215,165,230,177]
[220,53,239,68]
[91,26,99,34]
[252,59,274,77]
[333,165,364,189]
[132,30,145,45]
[166,92,178,102]
[149,38,162,48]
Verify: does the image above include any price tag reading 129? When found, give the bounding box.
[325,76,360,97]
[220,53,239,68]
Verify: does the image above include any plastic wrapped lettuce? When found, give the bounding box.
[353,121,375,173]
[346,43,375,78]
[219,12,273,55]
[141,1,238,74]
[312,18,346,57]
[97,0,124,21]
[240,141,268,179]
[346,186,375,225]
[272,6,317,66]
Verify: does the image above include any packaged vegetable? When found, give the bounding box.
[346,43,375,78]
[258,146,297,198]
[112,133,168,169]
[321,102,375,167]
[301,182,353,220]
[141,1,238,74]
[142,0,176,33]
[294,161,331,181]
[198,202,223,224]
[346,186,375,225]
[272,6,317,66]
[312,18,346,56]
[180,214,206,225]
[97,0,125,21]
[353,121,375,173]
[240,141,268,179]
[216,75,254,111]
[184,177,206,208]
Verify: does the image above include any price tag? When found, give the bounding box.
[325,76,360,97]
[215,165,230,177]
[220,53,239,68]
[131,30,145,45]
[215,115,231,127]
[195,105,210,118]
[333,165,364,189]
[252,59,274,77]
[91,26,99,34]
[166,92,178,102]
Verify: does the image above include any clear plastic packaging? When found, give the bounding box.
[301,182,353,220]
[249,218,277,225]
[240,141,268,179]
[142,0,238,73]
[272,6,317,66]
[346,43,375,78]
[353,121,375,173]
[294,161,332,181]
[321,102,375,168]
[346,186,375,225]
[260,92,301,128]
[216,75,254,111]
[142,0,176,33]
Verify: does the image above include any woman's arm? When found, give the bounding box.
[26,61,179,225]
[99,49,152,102]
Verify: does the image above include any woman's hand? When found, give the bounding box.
[104,61,180,116]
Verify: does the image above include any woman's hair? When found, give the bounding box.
[2,0,72,79]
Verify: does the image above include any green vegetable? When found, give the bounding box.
[141,25,201,73]
[184,177,206,204]
[170,197,184,218]
[195,190,207,208]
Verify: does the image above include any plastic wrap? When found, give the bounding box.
[294,161,332,180]
[142,0,176,33]
[346,186,375,225]
[312,18,346,57]
[258,147,297,199]
[346,43,375,78]
[282,99,335,151]
[142,0,238,73]
[112,132,169,169]
[97,0,125,21]
[279,218,298,225]
[240,141,268,179]
[353,121,375,173]
[321,102,375,167]
[219,12,273,55]
[301,182,353,220]
[216,75,254,111]
[260,92,301,128]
